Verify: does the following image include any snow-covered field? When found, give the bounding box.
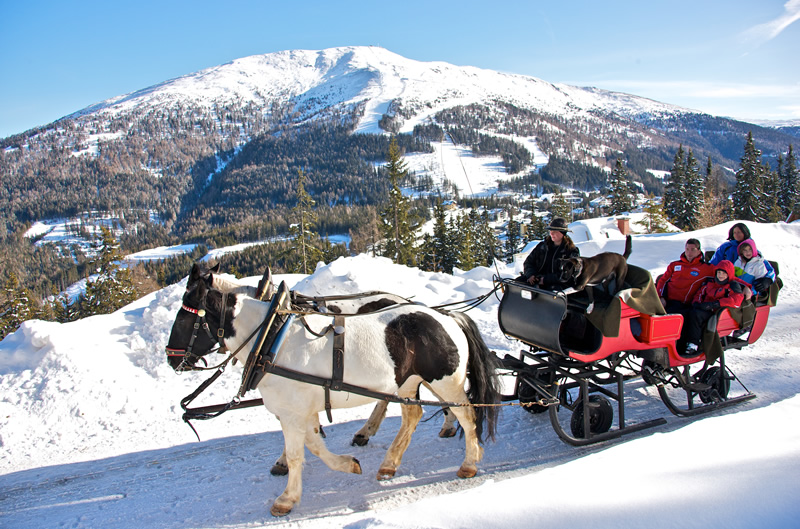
[2,219,799,528]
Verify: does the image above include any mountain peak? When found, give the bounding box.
[67,46,685,135]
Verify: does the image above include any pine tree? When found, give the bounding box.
[681,149,704,230]
[457,211,478,271]
[504,213,522,264]
[550,190,572,220]
[636,194,670,233]
[0,272,35,339]
[733,132,765,221]
[779,144,798,219]
[379,137,416,266]
[427,199,453,273]
[419,233,437,272]
[608,159,633,215]
[477,211,499,267]
[762,163,783,223]
[527,214,548,241]
[53,293,80,323]
[79,227,138,317]
[289,169,322,274]
[664,145,686,227]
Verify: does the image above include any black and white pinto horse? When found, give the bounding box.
[166,273,500,516]
[184,263,459,467]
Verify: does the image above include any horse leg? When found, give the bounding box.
[351,400,389,446]
[419,383,458,438]
[271,451,289,476]
[438,407,458,438]
[433,386,482,479]
[274,413,331,474]
[270,416,306,517]
[377,385,423,480]
[303,415,362,474]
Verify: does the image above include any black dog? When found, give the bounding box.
[558,235,632,312]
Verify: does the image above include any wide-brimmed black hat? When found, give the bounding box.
[547,217,571,233]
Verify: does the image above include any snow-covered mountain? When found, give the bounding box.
[68,46,691,136]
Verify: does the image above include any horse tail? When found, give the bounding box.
[449,311,501,443]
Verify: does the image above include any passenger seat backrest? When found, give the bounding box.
[704,250,715,263]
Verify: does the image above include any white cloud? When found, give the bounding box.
[743,0,800,43]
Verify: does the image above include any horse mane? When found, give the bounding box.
[211,273,258,297]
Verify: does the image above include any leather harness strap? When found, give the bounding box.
[325,315,346,422]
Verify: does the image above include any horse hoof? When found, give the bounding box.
[457,466,477,479]
[351,435,369,447]
[439,427,457,438]
[352,457,363,474]
[270,462,289,476]
[270,503,292,517]
[377,468,396,481]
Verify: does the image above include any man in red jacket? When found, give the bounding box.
[684,260,746,352]
[656,239,714,316]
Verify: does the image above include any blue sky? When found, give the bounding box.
[1,0,798,138]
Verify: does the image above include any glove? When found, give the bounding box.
[695,301,719,311]
[753,277,772,293]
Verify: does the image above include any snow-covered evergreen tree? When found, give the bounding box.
[477,211,499,267]
[733,132,766,222]
[504,215,522,264]
[379,137,417,266]
[779,144,798,219]
[53,293,80,323]
[79,227,138,317]
[456,210,479,271]
[664,145,686,227]
[608,159,633,215]
[636,194,670,233]
[549,190,571,220]
[762,163,783,223]
[431,199,454,273]
[527,214,548,242]
[0,272,35,339]
[681,149,704,230]
[289,169,322,274]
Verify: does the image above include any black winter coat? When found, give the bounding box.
[521,237,580,288]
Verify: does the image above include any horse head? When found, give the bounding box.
[166,275,238,371]
[187,262,273,300]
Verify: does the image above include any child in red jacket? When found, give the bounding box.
[683,260,746,352]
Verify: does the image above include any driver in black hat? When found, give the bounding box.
[517,217,580,290]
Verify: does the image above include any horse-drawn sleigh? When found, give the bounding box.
[163,257,779,515]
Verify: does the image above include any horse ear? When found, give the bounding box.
[190,263,201,279]
[210,262,221,274]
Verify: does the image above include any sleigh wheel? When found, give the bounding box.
[698,366,731,403]
[570,395,613,438]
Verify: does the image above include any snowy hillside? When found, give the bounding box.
[1,220,799,528]
[68,46,692,136]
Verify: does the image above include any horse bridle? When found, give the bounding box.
[167,291,229,371]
